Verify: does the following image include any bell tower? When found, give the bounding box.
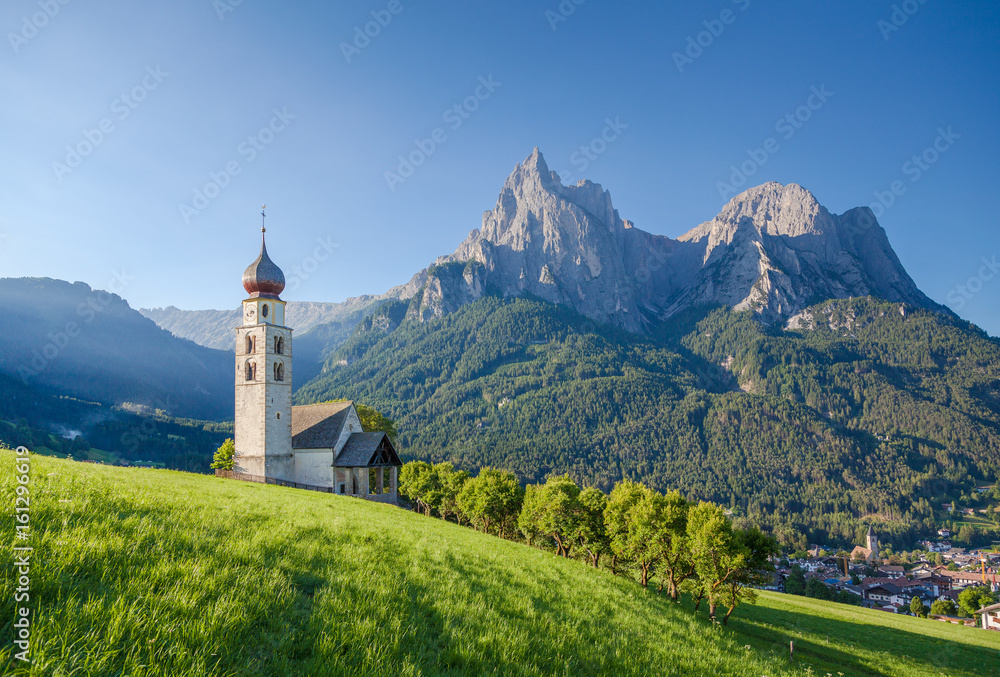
[233,205,293,480]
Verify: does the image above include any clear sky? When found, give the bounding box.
[2,0,998,333]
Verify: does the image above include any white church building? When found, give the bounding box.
[228,215,401,504]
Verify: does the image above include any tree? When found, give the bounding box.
[910,596,927,618]
[399,461,437,516]
[432,463,469,523]
[958,586,998,618]
[687,502,746,621]
[534,475,584,557]
[930,598,958,616]
[718,527,779,624]
[646,490,694,601]
[576,487,610,568]
[804,577,832,601]
[518,484,545,547]
[605,481,659,588]
[354,403,399,440]
[210,438,234,470]
[457,467,524,538]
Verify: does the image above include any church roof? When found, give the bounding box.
[291,401,354,449]
[243,230,285,299]
[335,432,401,467]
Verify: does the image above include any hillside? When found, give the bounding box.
[2,452,997,676]
[0,370,231,471]
[0,278,232,420]
[297,295,1000,550]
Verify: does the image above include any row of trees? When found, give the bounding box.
[399,461,779,624]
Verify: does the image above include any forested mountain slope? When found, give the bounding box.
[297,295,1000,549]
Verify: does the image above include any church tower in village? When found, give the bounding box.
[866,525,880,556]
[233,207,294,480]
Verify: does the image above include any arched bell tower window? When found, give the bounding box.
[244,360,256,381]
[274,336,284,355]
[274,361,284,381]
[246,334,255,354]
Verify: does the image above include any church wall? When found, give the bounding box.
[294,449,334,487]
[333,407,363,457]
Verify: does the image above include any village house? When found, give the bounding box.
[977,602,1000,631]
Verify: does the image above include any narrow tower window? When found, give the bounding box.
[274,361,284,381]
[245,360,256,381]
[246,334,255,354]
[262,304,269,318]
[274,335,284,354]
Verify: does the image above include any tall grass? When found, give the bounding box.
[1,452,997,676]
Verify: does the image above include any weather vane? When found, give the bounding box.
[261,204,267,233]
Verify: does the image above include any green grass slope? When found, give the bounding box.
[2,453,997,677]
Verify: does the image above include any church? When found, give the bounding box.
[850,525,881,564]
[230,214,402,504]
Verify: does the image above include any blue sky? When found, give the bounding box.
[2,0,998,333]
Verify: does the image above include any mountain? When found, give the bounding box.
[143,148,939,348]
[140,297,387,351]
[298,295,1000,549]
[0,278,232,420]
[404,149,943,331]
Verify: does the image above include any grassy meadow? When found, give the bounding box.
[2,451,998,676]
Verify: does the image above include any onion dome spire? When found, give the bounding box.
[242,204,285,298]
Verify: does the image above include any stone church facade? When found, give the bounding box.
[231,217,401,503]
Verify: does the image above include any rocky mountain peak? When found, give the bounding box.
[407,151,943,333]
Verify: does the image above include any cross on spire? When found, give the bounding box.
[261,204,267,233]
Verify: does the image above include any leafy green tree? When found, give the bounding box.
[646,490,694,601]
[718,527,779,624]
[457,467,524,538]
[210,438,234,470]
[399,461,437,516]
[354,403,399,440]
[431,462,469,523]
[605,481,659,587]
[958,586,997,618]
[930,598,958,616]
[576,487,610,568]
[532,475,584,557]
[910,596,927,618]
[804,578,832,601]
[687,502,745,621]
[785,566,807,596]
[518,484,545,547]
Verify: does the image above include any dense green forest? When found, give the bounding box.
[297,295,1000,550]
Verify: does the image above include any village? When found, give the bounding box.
[773,526,1000,631]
